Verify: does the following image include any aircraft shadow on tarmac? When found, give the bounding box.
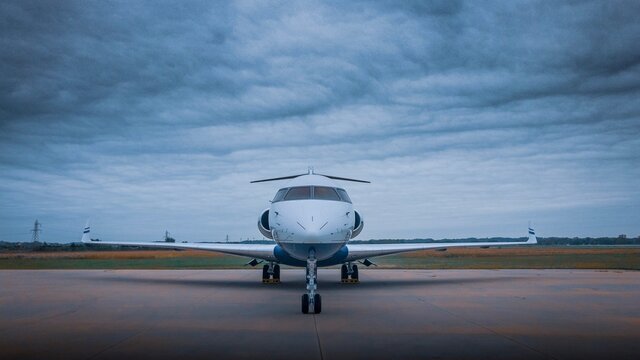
[97,272,518,290]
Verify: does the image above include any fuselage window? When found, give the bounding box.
[313,186,341,201]
[284,186,312,201]
[273,188,288,202]
[336,188,352,203]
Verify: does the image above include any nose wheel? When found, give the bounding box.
[302,293,321,314]
[302,250,321,314]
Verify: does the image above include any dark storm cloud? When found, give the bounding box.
[1,0,639,241]
[1,1,235,122]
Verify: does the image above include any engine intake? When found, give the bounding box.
[258,209,273,239]
[352,210,364,238]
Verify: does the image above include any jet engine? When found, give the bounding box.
[351,210,364,238]
[257,209,273,239]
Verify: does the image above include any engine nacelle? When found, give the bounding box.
[257,209,273,239]
[351,210,364,238]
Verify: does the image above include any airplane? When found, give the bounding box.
[81,168,537,314]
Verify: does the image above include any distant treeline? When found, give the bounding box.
[0,241,159,252]
[2,236,639,252]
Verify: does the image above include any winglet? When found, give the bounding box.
[527,225,537,244]
[81,220,91,243]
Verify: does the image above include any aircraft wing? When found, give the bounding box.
[345,227,537,262]
[81,225,277,261]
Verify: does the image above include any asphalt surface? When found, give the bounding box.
[1,269,639,360]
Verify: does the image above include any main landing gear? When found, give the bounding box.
[262,262,280,283]
[341,262,359,283]
[302,249,321,314]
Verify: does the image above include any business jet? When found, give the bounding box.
[81,169,537,314]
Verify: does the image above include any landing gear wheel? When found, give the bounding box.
[273,264,281,280]
[303,249,319,314]
[262,264,269,280]
[313,294,322,314]
[340,264,348,280]
[301,294,309,314]
[352,264,359,280]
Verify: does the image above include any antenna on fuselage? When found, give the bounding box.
[250,168,370,184]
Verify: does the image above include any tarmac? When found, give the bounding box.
[1,269,639,360]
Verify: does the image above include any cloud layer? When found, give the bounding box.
[1,0,639,242]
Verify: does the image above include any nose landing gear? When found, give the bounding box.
[262,262,280,283]
[302,249,321,314]
[340,262,359,283]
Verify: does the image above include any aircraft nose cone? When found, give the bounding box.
[294,215,333,238]
[297,218,327,232]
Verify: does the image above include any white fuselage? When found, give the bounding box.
[267,175,356,261]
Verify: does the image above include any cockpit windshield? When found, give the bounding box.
[272,186,352,203]
[283,186,311,201]
[313,186,341,201]
[272,188,288,202]
[336,188,351,203]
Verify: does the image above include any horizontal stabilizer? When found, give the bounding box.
[251,168,370,184]
[250,174,308,183]
[316,174,370,183]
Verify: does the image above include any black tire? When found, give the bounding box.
[301,294,309,314]
[340,264,348,280]
[273,264,280,279]
[313,294,322,314]
[352,264,359,280]
[262,264,269,280]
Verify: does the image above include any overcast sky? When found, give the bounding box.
[1,0,639,243]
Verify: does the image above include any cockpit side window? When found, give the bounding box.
[313,186,341,201]
[284,186,312,201]
[272,188,288,202]
[336,188,352,203]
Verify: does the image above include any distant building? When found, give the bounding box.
[164,230,176,243]
[618,234,627,239]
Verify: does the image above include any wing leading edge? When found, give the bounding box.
[81,225,277,261]
[345,227,537,262]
